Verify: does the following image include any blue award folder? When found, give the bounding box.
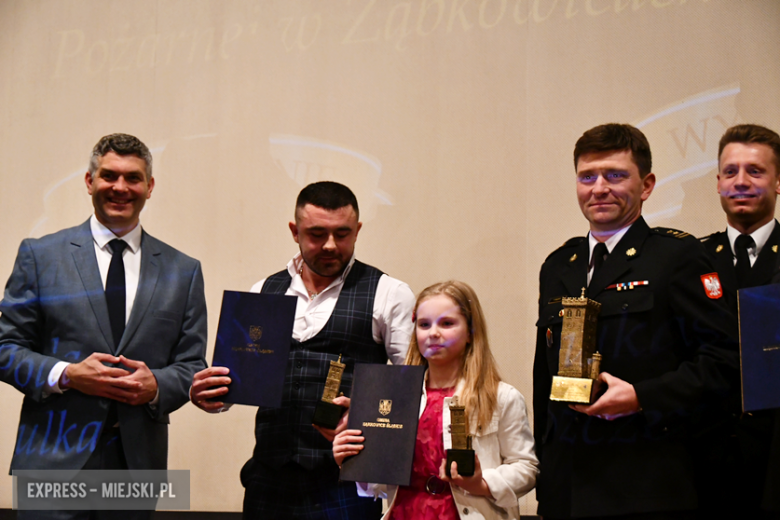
[339,364,425,486]
[211,290,296,407]
[738,283,780,412]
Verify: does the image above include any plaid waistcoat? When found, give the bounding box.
[246,260,387,473]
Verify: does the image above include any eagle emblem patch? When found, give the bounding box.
[700,273,722,299]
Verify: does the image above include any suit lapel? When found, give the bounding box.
[560,239,589,297]
[588,218,650,299]
[70,220,115,352]
[118,231,160,355]
[748,220,780,287]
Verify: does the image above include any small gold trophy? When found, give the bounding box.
[313,354,347,429]
[445,396,475,477]
[550,288,603,404]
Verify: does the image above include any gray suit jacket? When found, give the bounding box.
[0,219,207,471]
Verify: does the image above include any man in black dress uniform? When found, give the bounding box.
[697,124,780,519]
[533,123,739,520]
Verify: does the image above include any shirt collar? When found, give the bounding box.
[588,223,632,260]
[90,215,143,253]
[286,252,357,288]
[726,219,775,256]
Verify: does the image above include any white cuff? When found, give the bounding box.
[46,361,71,395]
[149,388,160,407]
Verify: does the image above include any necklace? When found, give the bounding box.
[299,265,319,300]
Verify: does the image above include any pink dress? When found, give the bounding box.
[386,386,460,520]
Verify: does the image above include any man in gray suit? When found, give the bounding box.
[0,134,207,519]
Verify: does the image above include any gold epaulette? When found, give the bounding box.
[651,227,691,239]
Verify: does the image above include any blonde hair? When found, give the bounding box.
[404,280,501,432]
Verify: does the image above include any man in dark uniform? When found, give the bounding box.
[697,124,780,519]
[701,124,780,312]
[190,182,414,519]
[533,123,739,519]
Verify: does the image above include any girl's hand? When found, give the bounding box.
[438,454,493,498]
[332,428,364,467]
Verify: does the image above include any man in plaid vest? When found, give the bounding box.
[192,181,415,519]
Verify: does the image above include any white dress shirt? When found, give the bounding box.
[250,253,415,365]
[47,216,143,392]
[726,219,775,266]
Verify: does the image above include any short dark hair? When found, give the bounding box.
[295,181,359,220]
[89,133,153,179]
[718,124,780,172]
[573,123,652,178]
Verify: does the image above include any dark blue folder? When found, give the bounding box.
[211,290,296,407]
[738,283,780,412]
[339,364,425,486]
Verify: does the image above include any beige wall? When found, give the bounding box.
[1,0,779,513]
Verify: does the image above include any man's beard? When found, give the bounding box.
[302,253,347,278]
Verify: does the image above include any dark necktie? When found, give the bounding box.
[735,234,755,289]
[106,239,127,348]
[591,242,609,282]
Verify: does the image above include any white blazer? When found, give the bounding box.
[358,378,539,520]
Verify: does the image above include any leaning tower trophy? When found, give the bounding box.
[550,288,603,404]
[313,354,347,429]
[445,396,475,477]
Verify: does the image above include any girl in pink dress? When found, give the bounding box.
[334,281,538,520]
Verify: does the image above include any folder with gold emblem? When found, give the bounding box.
[738,284,780,412]
[738,283,780,412]
[339,364,425,486]
[211,290,296,407]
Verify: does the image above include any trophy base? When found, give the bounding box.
[313,400,345,429]
[550,375,599,404]
[445,449,475,477]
